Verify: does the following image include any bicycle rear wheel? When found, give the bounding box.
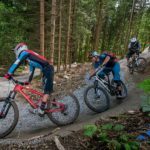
[0,98,19,138]
[111,80,128,99]
[84,85,110,113]
[134,57,147,72]
[47,94,80,126]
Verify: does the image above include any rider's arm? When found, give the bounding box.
[28,60,43,82]
[101,56,110,66]
[128,43,132,51]
[8,51,29,75]
[28,65,35,83]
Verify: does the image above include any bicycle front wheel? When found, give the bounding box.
[84,85,110,113]
[134,57,147,72]
[47,94,80,126]
[0,98,19,138]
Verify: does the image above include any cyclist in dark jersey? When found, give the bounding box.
[126,37,141,66]
[4,43,54,116]
[89,51,122,98]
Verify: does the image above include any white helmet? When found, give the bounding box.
[91,51,99,57]
[130,37,137,43]
[13,43,28,58]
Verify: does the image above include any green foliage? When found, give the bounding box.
[101,123,113,130]
[98,131,108,142]
[83,124,97,137]
[108,139,122,150]
[138,78,150,94]
[138,78,150,113]
[83,123,139,150]
[128,141,140,150]
[113,124,125,131]
[0,0,149,66]
[119,134,129,142]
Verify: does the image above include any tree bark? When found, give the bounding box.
[124,0,136,52]
[50,0,56,65]
[93,0,103,51]
[40,0,45,56]
[57,0,62,72]
[65,0,72,70]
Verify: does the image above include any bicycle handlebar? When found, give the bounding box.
[89,67,103,79]
[89,66,112,79]
[10,77,29,86]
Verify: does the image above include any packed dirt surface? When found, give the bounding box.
[0,49,150,149]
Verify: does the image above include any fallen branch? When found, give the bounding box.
[54,136,65,150]
[28,127,60,141]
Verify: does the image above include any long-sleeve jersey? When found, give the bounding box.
[8,50,49,82]
[128,41,141,51]
[93,52,118,69]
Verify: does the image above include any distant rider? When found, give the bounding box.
[126,37,141,66]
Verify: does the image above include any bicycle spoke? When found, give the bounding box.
[0,99,19,138]
[47,94,80,126]
[84,85,110,113]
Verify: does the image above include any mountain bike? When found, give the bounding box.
[0,77,80,138]
[84,67,127,113]
[128,52,147,74]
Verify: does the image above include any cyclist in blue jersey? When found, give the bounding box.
[4,43,54,116]
[89,51,123,98]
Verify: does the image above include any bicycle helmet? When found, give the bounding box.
[91,51,99,57]
[13,42,28,58]
[130,37,137,43]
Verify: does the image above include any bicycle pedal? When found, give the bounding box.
[28,108,38,114]
[28,108,45,117]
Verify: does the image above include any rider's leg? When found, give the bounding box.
[112,63,123,98]
[39,65,54,114]
[98,67,111,80]
[126,51,131,66]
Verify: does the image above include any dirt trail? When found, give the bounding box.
[0,49,150,145]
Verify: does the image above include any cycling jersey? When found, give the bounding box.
[94,52,118,68]
[8,50,49,74]
[8,50,54,94]
[128,41,141,52]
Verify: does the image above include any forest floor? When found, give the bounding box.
[0,50,150,149]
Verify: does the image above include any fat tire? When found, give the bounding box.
[0,98,19,138]
[134,57,147,73]
[47,94,80,126]
[84,85,110,113]
[119,81,128,99]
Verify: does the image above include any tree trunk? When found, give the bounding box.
[69,0,76,68]
[65,0,72,70]
[57,0,62,72]
[93,0,103,51]
[40,0,45,56]
[50,0,56,65]
[124,0,136,52]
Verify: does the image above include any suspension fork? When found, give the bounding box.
[107,75,113,92]
[0,91,17,118]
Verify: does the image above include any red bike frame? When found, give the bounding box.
[13,84,65,113]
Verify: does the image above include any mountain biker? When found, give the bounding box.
[4,43,54,116]
[126,37,141,66]
[89,50,123,98]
